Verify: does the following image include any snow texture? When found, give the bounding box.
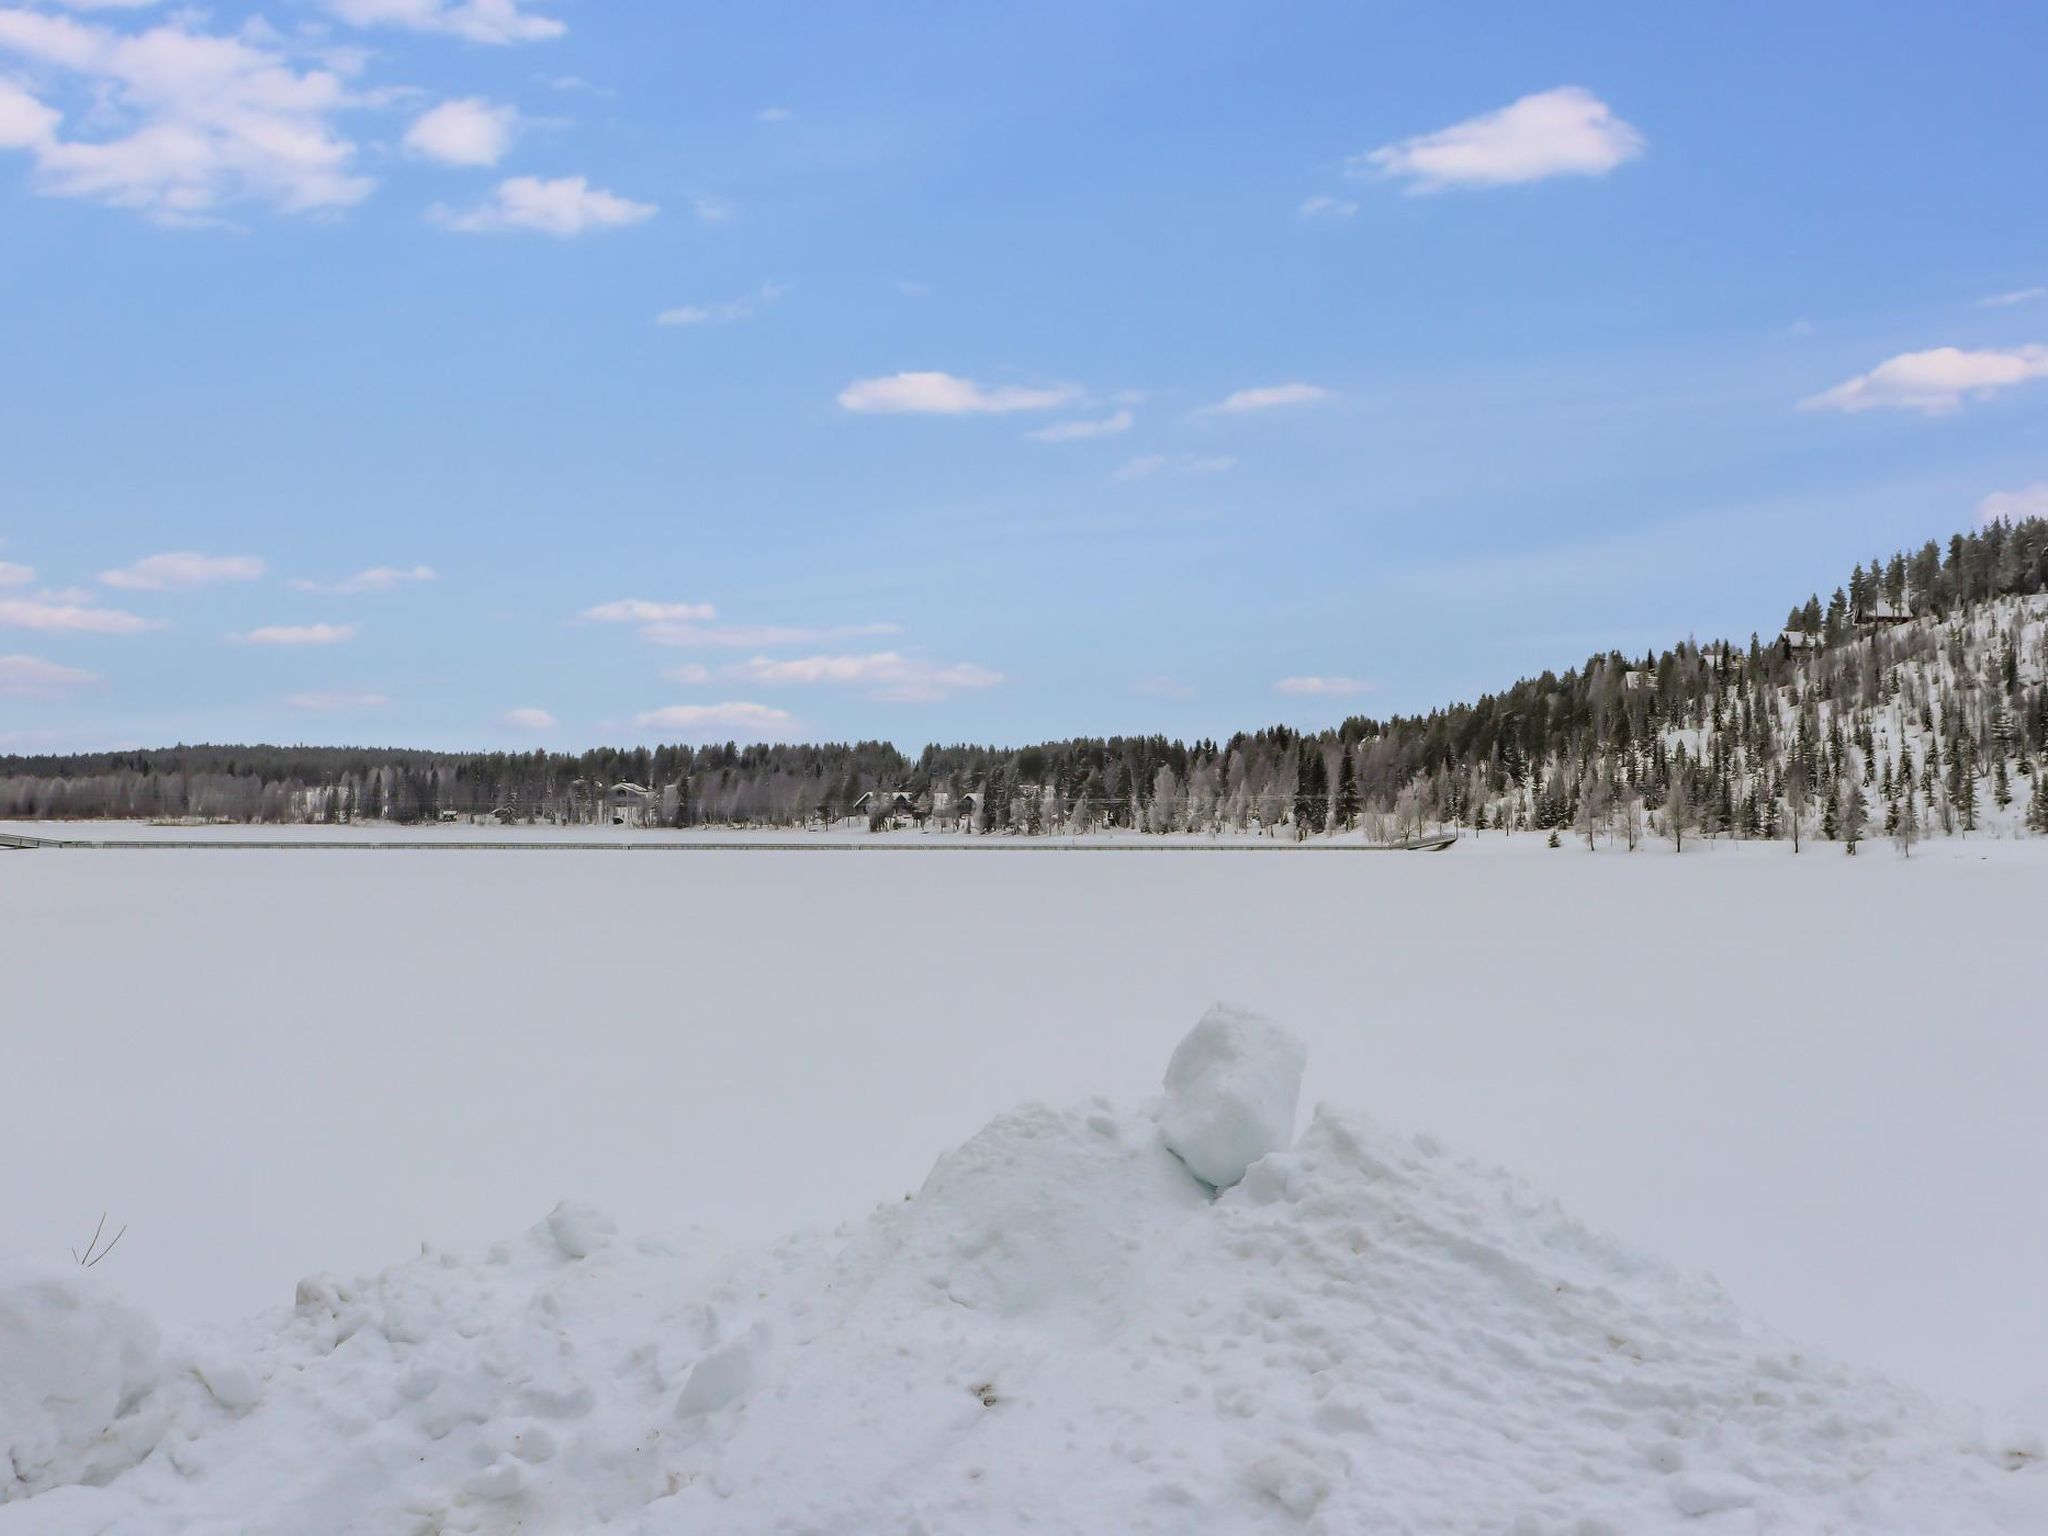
[3,1019,2044,1534]
[1157,1004,1306,1187]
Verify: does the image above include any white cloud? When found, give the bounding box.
[1202,382,1330,415]
[290,564,438,594]
[728,651,1002,703]
[285,690,388,711]
[327,0,564,45]
[0,653,99,697]
[656,281,785,328]
[0,595,157,633]
[232,622,356,645]
[691,193,731,223]
[837,371,1080,415]
[1356,86,1644,193]
[0,559,32,587]
[1274,675,1377,697]
[644,620,900,649]
[0,9,373,223]
[1112,454,1167,482]
[100,550,264,590]
[1026,408,1132,443]
[632,701,797,739]
[1800,345,2048,415]
[1297,193,1358,222]
[755,106,791,124]
[404,97,516,167]
[1980,287,2044,309]
[433,174,654,236]
[501,705,556,730]
[583,598,717,625]
[1979,482,2048,526]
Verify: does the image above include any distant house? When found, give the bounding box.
[851,789,914,826]
[609,782,654,827]
[1780,629,1822,653]
[1623,670,1655,691]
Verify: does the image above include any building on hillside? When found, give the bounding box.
[1780,629,1823,653]
[1856,600,1912,628]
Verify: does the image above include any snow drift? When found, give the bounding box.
[4,1009,2044,1534]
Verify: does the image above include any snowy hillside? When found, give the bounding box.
[1475,587,2048,847]
[6,1011,2044,1535]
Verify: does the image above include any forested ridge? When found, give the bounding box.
[7,518,2047,844]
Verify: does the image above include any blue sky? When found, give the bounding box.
[1,0,2044,752]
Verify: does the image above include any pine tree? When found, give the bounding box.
[1334,747,1360,830]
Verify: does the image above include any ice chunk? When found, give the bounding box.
[0,1260,161,1497]
[1157,1004,1306,1189]
[545,1200,617,1260]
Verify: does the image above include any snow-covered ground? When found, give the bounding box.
[4,834,2046,1529]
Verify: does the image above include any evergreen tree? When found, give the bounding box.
[1334,747,1360,830]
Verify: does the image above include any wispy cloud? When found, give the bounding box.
[1355,86,1644,193]
[232,623,357,646]
[583,599,896,650]
[1297,194,1358,222]
[0,595,158,634]
[285,690,388,711]
[632,701,798,740]
[1979,287,2044,309]
[1132,674,1195,700]
[657,282,786,328]
[1201,382,1329,415]
[0,10,371,223]
[0,653,100,698]
[1979,482,2048,526]
[838,371,1080,415]
[327,0,564,45]
[1274,675,1376,697]
[727,651,1002,703]
[289,564,438,595]
[433,175,655,236]
[755,106,791,124]
[1026,409,1132,442]
[502,705,556,730]
[1800,345,2048,415]
[643,621,902,649]
[403,98,518,167]
[583,598,717,625]
[0,560,32,588]
[100,551,264,591]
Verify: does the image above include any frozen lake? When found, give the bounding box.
[3,830,2043,1417]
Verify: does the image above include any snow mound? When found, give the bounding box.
[1157,1003,1306,1188]
[4,1014,2045,1534]
[0,1261,162,1499]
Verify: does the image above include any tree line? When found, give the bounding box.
[5,517,2046,845]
